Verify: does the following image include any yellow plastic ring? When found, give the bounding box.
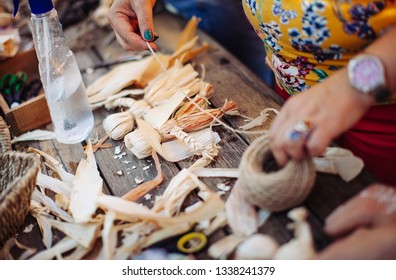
[177,232,207,254]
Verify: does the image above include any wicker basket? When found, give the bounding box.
[0,117,40,248]
[0,117,11,154]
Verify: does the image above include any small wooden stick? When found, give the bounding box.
[85,135,110,153]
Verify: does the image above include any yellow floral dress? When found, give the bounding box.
[243,0,396,99]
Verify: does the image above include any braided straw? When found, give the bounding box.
[0,118,40,248]
[235,134,316,212]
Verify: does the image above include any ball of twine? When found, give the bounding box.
[236,134,316,212]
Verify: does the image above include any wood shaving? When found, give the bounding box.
[134,177,144,184]
[23,224,34,233]
[216,183,231,192]
[114,152,126,159]
[115,146,122,155]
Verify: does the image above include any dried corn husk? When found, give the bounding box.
[21,145,228,259]
[225,187,258,237]
[97,190,223,228]
[103,111,135,140]
[143,90,188,129]
[32,189,74,223]
[201,212,228,236]
[28,147,74,187]
[156,168,213,217]
[48,218,100,248]
[172,83,213,119]
[160,99,238,135]
[141,223,191,249]
[313,147,364,182]
[30,237,79,260]
[103,89,145,109]
[36,173,71,197]
[144,61,204,107]
[191,168,239,178]
[98,211,118,260]
[124,128,152,159]
[69,141,103,223]
[102,63,209,140]
[235,234,279,260]
[10,129,56,144]
[99,89,145,110]
[176,16,201,51]
[239,108,279,131]
[32,212,53,249]
[169,16,212,66]
[127,120,220,162]
[125,100,237,160]
[87,55,169,106]
[208,234,245,260]
[273,207,315,260]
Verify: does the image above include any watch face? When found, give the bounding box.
[348,55,386,94]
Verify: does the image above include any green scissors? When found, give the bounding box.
[0,72,28,108]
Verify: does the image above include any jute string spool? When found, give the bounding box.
[235,134,316,212]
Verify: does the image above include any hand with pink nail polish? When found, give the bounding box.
[108,0,158,51]
[316,184,396,259]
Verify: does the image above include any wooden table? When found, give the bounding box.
[10,10,375,259]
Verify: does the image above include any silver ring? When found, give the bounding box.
[286,120,314,141]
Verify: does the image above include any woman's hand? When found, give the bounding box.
[269,27,396,167]
[108,0,158,51]
[316,184,396,259]
[268,68,374,167]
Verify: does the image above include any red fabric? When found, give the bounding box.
[275,83,291,101]
[275,84,396,185]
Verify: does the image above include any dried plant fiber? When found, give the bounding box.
[0,152,40,248]
[235,134,316,212]
[0,117,11,154]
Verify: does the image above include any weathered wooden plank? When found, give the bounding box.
[306,172,375,220]
[91,108,181,201]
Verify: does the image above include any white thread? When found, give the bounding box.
[146,41,167,71]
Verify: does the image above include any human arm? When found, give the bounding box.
[108,0,158,51]
[269,27,396,166]
[316,184,396,259]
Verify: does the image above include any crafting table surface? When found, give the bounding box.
[10,11,375,259]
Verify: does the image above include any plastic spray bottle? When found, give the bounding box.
[14,0,94,144]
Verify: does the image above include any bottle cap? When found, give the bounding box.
[13,0,54,16]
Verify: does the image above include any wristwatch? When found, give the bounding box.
[347,54,391,103]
